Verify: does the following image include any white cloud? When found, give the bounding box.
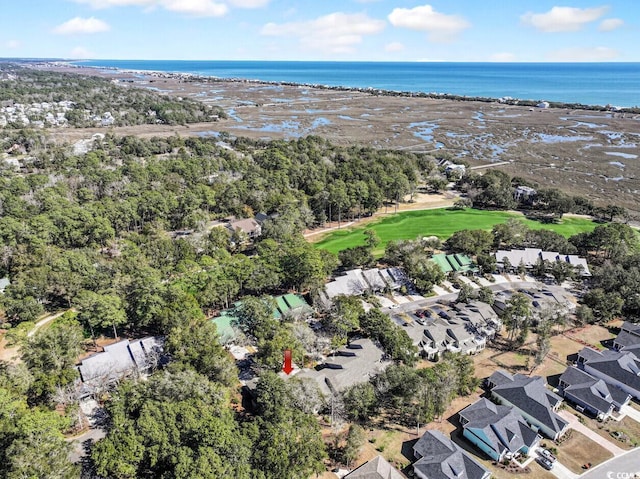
[70,46,94,59]
[6,40,21,49]
[548,46,619,61]
[73,0,260,13]
[388,4,470,43]
[489,52,516,62]
[53,17,111,35]
[521,6,608,32]
[384,41,405,53]
[261,12,385,54]
[161,0,227,16]
[73,0,155,8]
[599,18,624,32]
[227,0,269,7]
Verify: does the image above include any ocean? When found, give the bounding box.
[74,60,640,108]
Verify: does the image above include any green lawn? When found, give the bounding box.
[314,209,598,256]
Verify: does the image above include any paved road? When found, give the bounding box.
[383,279,541,315]
[559,410,626,457]
[578,448,640,479]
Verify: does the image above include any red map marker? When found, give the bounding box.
[282,349,294,375]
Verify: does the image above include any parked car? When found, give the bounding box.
[536,456,554,470]
[538,448,556,463]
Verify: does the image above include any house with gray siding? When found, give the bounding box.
[459,398,541,462]
[613,321,640,351]
[577,347,640,401]
[558,366,630,420]
[487,370,568,440]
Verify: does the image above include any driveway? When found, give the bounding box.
[620,404,640,423]
[67,427,106,463]
[550,461,579,479]
[559,410,626,456]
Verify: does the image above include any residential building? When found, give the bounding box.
[492,286,574,319]
[487,370,568,440]
[417,303,496,360]
[514,185,537,202]
[577,347,640,400]
[613,321,640,351]
[344,455,406,479]
[431,253,477,274]
[412,430,491,479]
[558,366,631,420]
[77,337,164,395]
[322,267,405,302]
[212,294,312,344]
[495,248,590,276]
[459,398,541,462]
[227,217,262,239]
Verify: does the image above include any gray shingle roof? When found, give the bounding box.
[413,430,490,479]
[459,398,540,458]
[614,330,640,349]
[560,366,624,414]
[489,371,567,437]
[621,321,640,336]
[579,347,640,395]
[345,455,406,479]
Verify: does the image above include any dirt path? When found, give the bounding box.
[27,310,69,338]
[0,310,69,363]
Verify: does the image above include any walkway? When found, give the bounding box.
[559,410,626,456]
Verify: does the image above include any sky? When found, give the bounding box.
[1,0,638,62]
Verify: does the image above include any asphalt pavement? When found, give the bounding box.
[578,449,640,479]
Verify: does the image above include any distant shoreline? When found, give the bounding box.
[41,60,639,113]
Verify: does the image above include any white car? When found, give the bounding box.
[538,448,556,463]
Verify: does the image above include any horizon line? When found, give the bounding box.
[3,57,640,64]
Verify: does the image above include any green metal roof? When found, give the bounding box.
[275,295,290,315]
[432,253,477,273]
[211,313,238,344]
[432,253,454,273]
[283,293,311,311]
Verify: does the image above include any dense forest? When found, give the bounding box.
[0,131,436,478]
[1,104,638,477]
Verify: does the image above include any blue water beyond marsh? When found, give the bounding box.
[76,60,640,108]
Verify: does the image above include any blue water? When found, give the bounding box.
[74,60,640,107]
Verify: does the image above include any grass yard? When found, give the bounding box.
[314,208,598,256]
[572,412,640,450]
[552,430,613,474]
